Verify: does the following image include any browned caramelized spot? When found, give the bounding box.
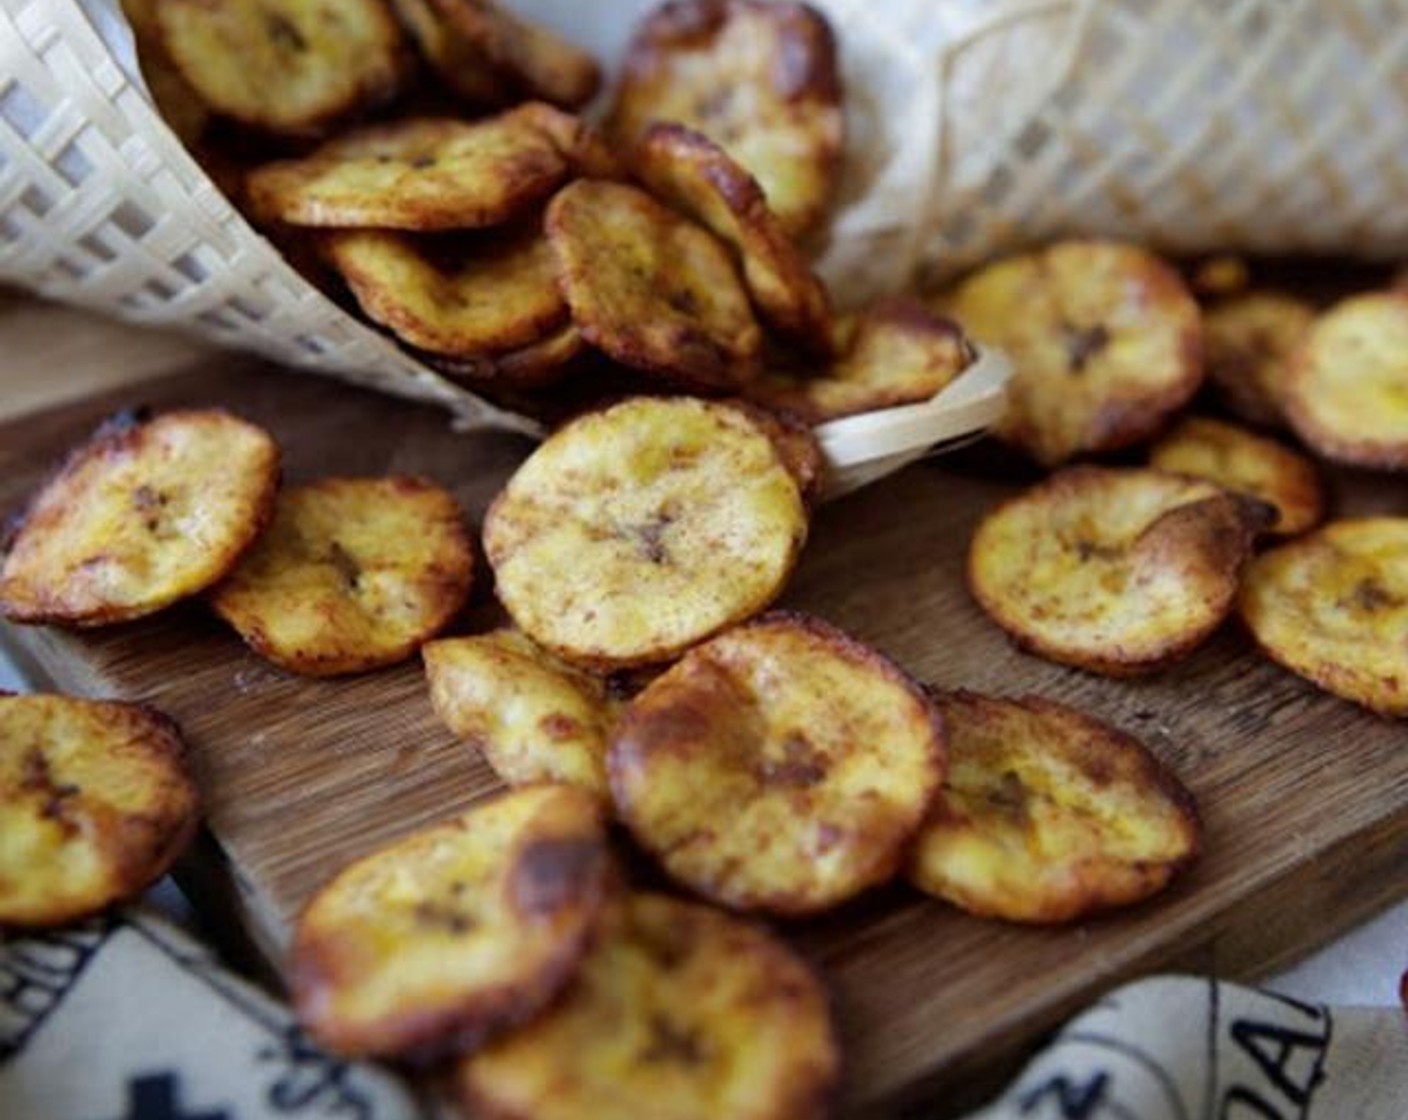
[1064,324,1110,373]
[20,749,82,834]
[328,541,361,591]
[984,771,1030,823]
[1347,579,1401,613]
[759,731,828,787]
[639,1013,707,1066]
[413,898,477,935]
[510,836,602,916]
[267,12,308,53]
[132,485,167,532]
[632,513,675,565]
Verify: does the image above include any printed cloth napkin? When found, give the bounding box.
[2,905,1405,1119]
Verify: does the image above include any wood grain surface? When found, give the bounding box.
[4,351,1408,1118]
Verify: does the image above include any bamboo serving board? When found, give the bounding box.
[4,357,1408,1118]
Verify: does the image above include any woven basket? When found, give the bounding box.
[1,0,1403,488]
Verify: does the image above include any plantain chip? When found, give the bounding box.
[123,0,211,144]
[156,0,407,137]
[610,612,945,914]
[423,323,587,389]
[1239,518,1408,716]
[751,297,973,423]
[291,784,612,1060]
[1283,292,1408,469]
[948,240,1203,467]
[424,630,625,799]
[969,466,1270,676]
[720,399,826,506]
[633,124,833,354]
[0,409,278,628]
[0,694,198,928]
[210,476,473,677]
[545,180,762,392]
[1203,291,1315,428]
[1149,416,1323,537]
[323,227,566,357]
[483,397,807,670]
[458,892,839,1120]
[247,105,593,231]
[608,0,844,239]
[388,0,512,106]
[908,690,1201,923]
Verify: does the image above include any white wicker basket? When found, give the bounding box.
[1,0,1404,490]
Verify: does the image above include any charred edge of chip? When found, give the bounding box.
[768,2,842,102]
[509,833,609,918]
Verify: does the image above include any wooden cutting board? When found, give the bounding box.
[4,355,1408,1119]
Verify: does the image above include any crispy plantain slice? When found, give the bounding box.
[633,124,833,354]
[427,0,601,109]
[246,106,587,231]
[0,694,198,928]
[608,0,843,239]
[292,784,612,1060]
[610,613,944,914]
[484,397,807,670]
[388,0,512,106]
[969,467,1270,676]
[423,323,587,389]
[1283,292,1408,469]
[751,297,973,423]
[1149,416,1324,537]
[1239,518,1408,715]
[424,630,625,798]
[324,227,567,357]
[719,400,826,506]
[459,892,839,1120]
[156,0,406,137]
[1204,291,1315,428]
[546,180,761,391]
[908,691,1200,923]
[0,410,278,628]
[949,240,1203,467]
[210,476,473,677]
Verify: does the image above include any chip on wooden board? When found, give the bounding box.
[608,0,844,240]
[1239,518,1408,716]
[323,227,566,357]
[633,124,833,354]
[0,693,198,928]
[969,467,1270,676]
[247,106,590,231]
[546,180,762,392]
[291,783,613,1061]
[908,691,1201,924]
[1282,291,1408,469]
[0,409,278,628]
[750,297,972,423]
[458,892,839,1120]
[1203,291,1315,428]
[609,613,945,914]
[210,476,473,677]
[483,397,807,670]
[1149,416,1324,537]
[424,630,626,799]
[156,0,407,136]
[948,240,1203,466]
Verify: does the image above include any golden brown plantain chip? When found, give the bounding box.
[908,691,1200,924]
[633,124,833,354]
[948,240,1203,467]
[969,467,1270,676]
[246,106,588,231]
[388,0,512,106]
[123,0,211,144]
[719,399,826,506]
[292,784,612,1060]
[210,476,473,677]
[0,409,278,628]
[1239,518,1408,716]
[546,180,762,392]
[0,694,198,928]
[427,0,601,109]
[422,323,588,389]
[610,613,944,914]
[156,0,407,137]
[484,397,807,670]
[608,0,844,239]
[1283,292,1408,469]
[323,227,567,357]
[458,892,839,1120]
[1149,416,1324,537]
[424,630,625,798]
[1204,291,1315,428]
[751,297,973,423]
